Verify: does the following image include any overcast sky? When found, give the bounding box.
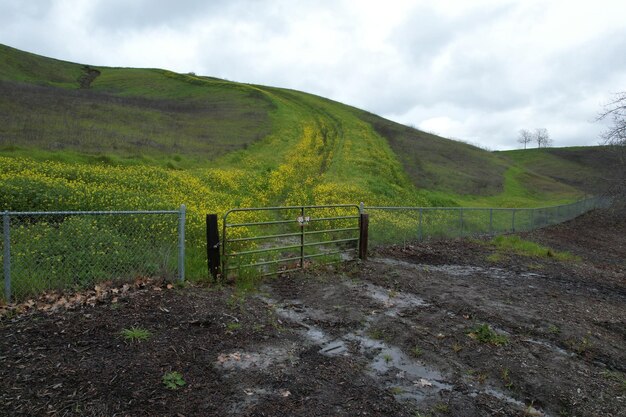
[2,0,625,150]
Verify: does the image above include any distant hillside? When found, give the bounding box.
[357,112,508,196]
[500,147,618,194]
[0,43,598,213]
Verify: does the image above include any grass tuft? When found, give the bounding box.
[468,324,509,346]
[120,326,151,342]
[490,235,580,261]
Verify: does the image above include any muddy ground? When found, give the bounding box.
[1,209,624,417]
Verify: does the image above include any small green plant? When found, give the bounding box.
[571,333,593,354]
[162,371,186,390]
[390,386,403,395]
[411,346,423,357]
[368,328,385,340]
[600,370,626,392]
[501,367,513,389]
[383,353,393,364]
[476,372,488,384]
[120,326,151,342]
[433,403,449,413]
[486,253,502,263]
[226,322,242,331]
[547,324,560,334]
[468,324,509,346]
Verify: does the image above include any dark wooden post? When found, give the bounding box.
[206,214,220,281]
[359,213,369,260]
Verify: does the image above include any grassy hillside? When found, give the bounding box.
[357,112,509,197]
[1,44,607,279]
[0,43,589,207]
[499,147,618,194]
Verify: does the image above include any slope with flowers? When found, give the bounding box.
[0,44,591,278]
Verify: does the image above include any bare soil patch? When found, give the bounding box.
[1,209,624,416]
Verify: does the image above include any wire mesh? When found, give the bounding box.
[366,197,610,247]
[1,209,183,302]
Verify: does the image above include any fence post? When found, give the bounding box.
[511,209,516,232]
[530,209,535,230]
[300,207,305,269]
[178,204,186,282]
[359,212,369,260]
[459,208,464,235]
[489,208,493,234]
[3,212,10,302]
[206,214,220,281]
[418,208,423,241]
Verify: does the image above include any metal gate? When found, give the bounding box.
[221,205,363,279]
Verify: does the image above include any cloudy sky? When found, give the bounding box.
[1,0,625,150]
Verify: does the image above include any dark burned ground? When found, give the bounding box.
[1,209,625,417]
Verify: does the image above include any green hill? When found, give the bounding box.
[1,43,590,207]
[1,44,606,216]
[0,43,611,279]
[499,147,618,194]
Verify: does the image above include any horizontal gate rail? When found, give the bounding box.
[226,227,360,243]
[227,215,360,228]
[224,248,357,272]
[222,204,361,279]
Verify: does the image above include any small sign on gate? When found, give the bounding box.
[297,216,311,226]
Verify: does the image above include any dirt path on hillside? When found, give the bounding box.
[1,210,624,417]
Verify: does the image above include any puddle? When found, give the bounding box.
[482,387,526,408]
[228,387,293,415]
[263,294,452,403]
[346,282,429,315]
[215,346,293,371]
[319,339,349,355]
[522,338,574,357]
[347,333,452,402]
[258,291,544,414]
[376,258,545,281]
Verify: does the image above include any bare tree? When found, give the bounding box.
[598,92,626,202]
[517,129,533,149]
[535,128,551,148]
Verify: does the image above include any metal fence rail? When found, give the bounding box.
[365,197,610,246]
[1,206,185,302]
[222,205,361,279]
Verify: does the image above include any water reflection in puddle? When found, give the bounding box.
[375,258,544,281]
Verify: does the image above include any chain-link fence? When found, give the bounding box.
[365,197,611,246]
[1,206,185,303]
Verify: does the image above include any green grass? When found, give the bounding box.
[490,235,580,261]
[468,324,509,346]
[500,147,618,195]
[120,326,152,342]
